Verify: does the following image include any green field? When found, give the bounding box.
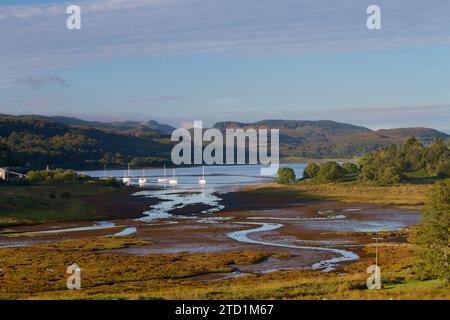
[0,182,140,226]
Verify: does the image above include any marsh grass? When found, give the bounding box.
[0,236,448,300]
[246,181,431,208]
[0,183,138,226]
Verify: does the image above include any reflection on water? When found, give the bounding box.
[134,188,225,221]
[227,222,359,272]
[1,164,421,274]
[85,164,307,221]
[22,221,116,235]
[111,227,137,237]
[83,164,307,188]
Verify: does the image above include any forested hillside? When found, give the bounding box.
[0,114,173,169]
[0,115,448,169]
[215,120,449,159]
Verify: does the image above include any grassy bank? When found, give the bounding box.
[0,235,447,300]
[0,182,148,226]
[243,181,432,209]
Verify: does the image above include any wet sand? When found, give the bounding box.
[0,185,421,277]
[83,186,160,220]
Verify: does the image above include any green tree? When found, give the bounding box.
[400,137,426,172]
[26,169,78,183]
[359,144,402,185]
[342,163,359,175]
[378,165,401,185]
[26,170,46,183]
[436,161,450,179]
[53,169,78,183]
[303,163,319,179]
[277,167,296,184]
[0,143,12,166]
[316,162,346,182]
[416,179,450,281]
[423,138,450,176]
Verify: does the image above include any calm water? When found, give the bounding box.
[83,163,308,221]
[83,163,307,190]
[2,163,419,273]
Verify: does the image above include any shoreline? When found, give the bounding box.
[0,179,439,299]
[0,184,156,228]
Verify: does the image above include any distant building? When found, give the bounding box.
[0,167,27,181]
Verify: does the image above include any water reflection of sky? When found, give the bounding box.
[299,214,420,232]
[84,163,306,183]
[83,163,307,189]
[83,164,306,220]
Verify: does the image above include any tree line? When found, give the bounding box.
[0,115,173,169]
[286,137,449,185]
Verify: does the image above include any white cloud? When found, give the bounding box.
[1,0,450,86]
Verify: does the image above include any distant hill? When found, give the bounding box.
[0,115,448,169]
[0,114,174,169]
[19,115,175,133]
[374,128,448,143]
[214,120,449,159]
[215,120,371,134]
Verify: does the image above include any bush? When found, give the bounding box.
[26,171,43,183]
[100,177,121,188]
[378,166,402,185]
[0,142,12,167]
[303,163,319,179]
[436,161,450,179]
[26,169,78,184]
[53,170,77,183]
[316,162,346,182]
[61,192,72,198]
[342,163,359,175]
[277,167,296,184]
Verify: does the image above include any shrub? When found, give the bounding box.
[26,170,45,183]
[378,166,402,185]
[303,163,319,179]
[53,170,77,183]
[436,161,450,179]
[342,163,359,175]
[277,167,296,184]
[61,192,72,198]
[316,162,346,182]
[100,177,121,188]
[26,169,78,184]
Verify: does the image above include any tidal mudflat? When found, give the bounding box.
[0,165,421,278]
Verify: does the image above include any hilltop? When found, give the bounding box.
[0,115,448,169]
[214,120,449,159]
[0,114,173,169]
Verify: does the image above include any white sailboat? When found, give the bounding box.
[138,168,147,187]
[100,164,108,180]
[122,165,132,185]
[157,164,168,183]
[168,168,178,185]
[199,166,206,185]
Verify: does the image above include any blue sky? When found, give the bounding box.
[1,0,450,131]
